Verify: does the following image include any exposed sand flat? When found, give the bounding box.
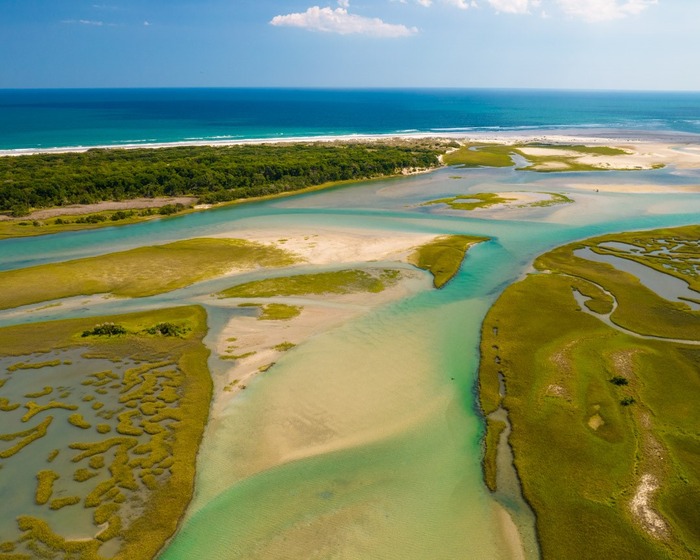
[214,227,439,267]
[517,147,589,158]
[495,506,527,560]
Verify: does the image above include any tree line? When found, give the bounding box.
[0,142,444,216]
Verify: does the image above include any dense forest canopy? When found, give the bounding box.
[0,142,446,215]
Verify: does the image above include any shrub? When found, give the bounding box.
[82,323,127,337]
[145,322,186,337]
[610,376,629,386]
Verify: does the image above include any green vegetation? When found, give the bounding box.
[442,144,515,168]
[424,192,515,211]
[590,226,700,292]
[0,206,190,240]
[0,417,53,459]
[423,191,574,212]
[515,144,634,172]
[144,322,188,337]
[258,304,302,321]
[0,306,212,560]
[408,235,488,288]
[8,360,61,372]
[0,142,443,217]
[0,237,298,311]
[274,342,296,352]
[67,413,92,430]
[482,417,507,493]
[49,496,81,510]
[535,229,700,340]
[479,225,700,559]
[82,323,127,337]
[443,142,659,173]
[219,268,402,298]
[35,470,59,505]
[526,192,574,207]
[24,387,53,399]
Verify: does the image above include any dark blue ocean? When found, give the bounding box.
[2,88,700,150]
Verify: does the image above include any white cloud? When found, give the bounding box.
[445,0,478,8]
[555,0,657,21]
[488,0,539,14]
[270,4,418,37]
[417,0,433,6]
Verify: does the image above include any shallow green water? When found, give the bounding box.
[2,163,699,558]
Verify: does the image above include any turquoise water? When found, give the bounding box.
[1,161,700,558]
[2,89,700,150]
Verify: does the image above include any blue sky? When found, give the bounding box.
[1,0,698,90]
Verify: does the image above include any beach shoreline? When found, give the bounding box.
[2,128,700,157]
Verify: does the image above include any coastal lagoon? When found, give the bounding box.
[1,140,700,558]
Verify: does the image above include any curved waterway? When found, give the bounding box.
[2,163,700,559]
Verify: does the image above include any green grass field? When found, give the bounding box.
[479,225,700,559]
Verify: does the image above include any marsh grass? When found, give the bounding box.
[258,304,302,321]
[0,209,172,240]
[0,238,298,311]
[220,268,401,298]
[0,306,212,560]
[408,235,488,288]
[443,144,515,168]
[482,418,506,492]
[423,193,514,211]
[537,241,700,340]
[443,142,650,173]
[479,225,700,559]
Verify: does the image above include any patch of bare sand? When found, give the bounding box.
[495,505,526,560]
[588,413,604,431]
[213,227,440,267]
[630,474,669,539]
[517,147,588,158]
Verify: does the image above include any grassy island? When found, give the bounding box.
[408,235,488,288]
[0,237,299,310]
[444,142,661,172]
[479,225,700,560]
[423,191,573,212]
[219,268,403,298]
[0,306,212,560]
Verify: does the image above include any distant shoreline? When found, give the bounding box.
[3,128,700,157]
